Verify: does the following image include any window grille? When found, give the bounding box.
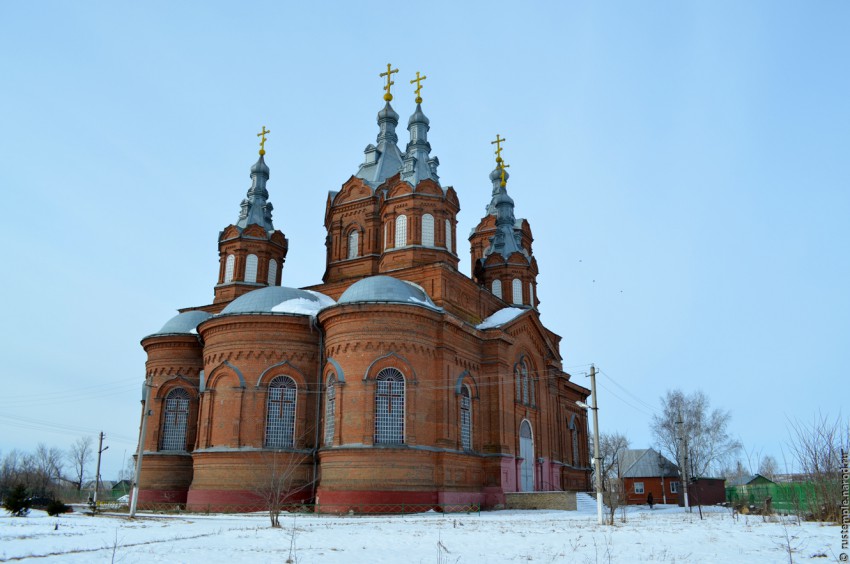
[348,231,359,259]
[512,278,522,305]
[245,254,258,283]
[267,259,277,286]
[670,481,679,493]
[520,360,529,404]
[324,375,336,446]
[634,482,645,494]
[394,215,407,248]
[445,219,452,252]
[224,254,235,283]
[492,279,502,299]
[374,368,404,444]
[421,214,434,247]
[265,376,297,448]
[160,388,190,451]
[460,386,471,450]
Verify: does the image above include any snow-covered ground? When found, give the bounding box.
[0,503,842,563]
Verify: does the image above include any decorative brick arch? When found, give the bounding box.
[256,360,308,389]
[453,370,479,399]
[206,361,245,390]
[363,352,418,384]
[325,357,345,384]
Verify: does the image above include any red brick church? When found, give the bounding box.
[137,69,591,510]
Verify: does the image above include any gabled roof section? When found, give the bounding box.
[619,448,679,478]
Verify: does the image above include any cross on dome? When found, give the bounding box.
[257,126,270,156]
[410,71,427,104]
[380,63,399,101]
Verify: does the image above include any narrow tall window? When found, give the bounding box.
[529,283,534,307]
[460,385,472,450]
[515,362,522,402]
[422,213,434,247]
[512,278,523,305]
[384,222,388,250]
[324,375,336,446]
[394,215,407,248]
[571,421,579,465]
[492,279,502,299]
[445,219,452,252]
[224,254,235,283]
[348,231,359,259]
[375,368,404,444]
[267,259,277,286]
[265,376,297,448]
[160,388,190,451]
[521,361,529,404]
[245,254,258,283]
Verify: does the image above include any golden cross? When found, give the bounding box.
[380,63,399,102]
[500,162,510,188]
[491,134,506,164]
[410,71,427,104]
[257,126,270,156]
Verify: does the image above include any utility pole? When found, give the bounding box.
[676,416,690,510]
[93,432,108,504]
[130,378,152,518]
[589,364,603,525]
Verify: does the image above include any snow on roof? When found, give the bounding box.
[476,307,526,330]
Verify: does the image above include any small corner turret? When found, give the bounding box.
[469,135,539,309]
[214,127,288,304]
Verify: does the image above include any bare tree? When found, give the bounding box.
[758,455,779,481]
[254,449,314,528]
[652,389,740,478]
[594,432,630,525]
[28,444,65,498]
[786,413,848,522]
[67,436,93,491]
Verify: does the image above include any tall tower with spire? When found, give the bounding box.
[322,66,459,288]
[213,127,289,304]
[469,137,539,308]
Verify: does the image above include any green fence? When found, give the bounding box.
[725,483,816,514]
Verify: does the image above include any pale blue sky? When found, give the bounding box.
[1,1,847,479]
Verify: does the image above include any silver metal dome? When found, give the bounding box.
[220,286,334,315]
[152,310,212,335]
[338,275,439,310]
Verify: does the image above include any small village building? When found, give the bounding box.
[619,448,680,505]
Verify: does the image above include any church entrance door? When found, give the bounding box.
[519,420,534,492]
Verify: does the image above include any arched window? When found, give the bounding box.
[160,388,190,451]
[224,254,235,283]
[384,222,388,250]
[394,215,407,248]
[492,279,502,299]
[245,254,258,283]
[375,368,404,444]
[267,259,277,286]
[460,385,472,450]
[529,283,534,307]
[515,359,530,405]
[422,214,434,247]
[445,219,452,252]
[324,375,336,446]
[347,230,359,259]
[512,278,523,305]
[265,376,297,448]
[570,418,580,466]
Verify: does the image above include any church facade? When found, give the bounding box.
[137,71,591,511]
